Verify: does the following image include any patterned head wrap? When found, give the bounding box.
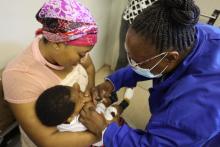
[36,0,97,46]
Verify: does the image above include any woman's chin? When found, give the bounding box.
[63,64,76,69]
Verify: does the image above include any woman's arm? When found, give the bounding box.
[80,54,95,90]
[10,101,97,147]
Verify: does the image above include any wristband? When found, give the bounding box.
[109,92,118,104]
[104,106,117,120]
[119,99,129,110]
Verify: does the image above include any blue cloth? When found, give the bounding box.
[103,24,220,147]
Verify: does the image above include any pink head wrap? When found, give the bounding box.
[36,0,97,46]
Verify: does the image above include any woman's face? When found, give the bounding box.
[125,28,169,75]
[53,44,93,68]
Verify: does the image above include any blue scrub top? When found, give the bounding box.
[104,24,220,147]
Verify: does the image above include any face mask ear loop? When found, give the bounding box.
[159,64,169,75]
[150,52,168,71]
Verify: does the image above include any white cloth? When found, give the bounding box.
[57,114,103,146]
[57,115,87,132]
[123,0,157,24]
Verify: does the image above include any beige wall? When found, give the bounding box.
[104,0,128,70]
[196,0,220,25]
[196,0,220,15]
[79,0,113,70]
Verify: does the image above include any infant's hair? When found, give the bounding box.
[35,85,75,126]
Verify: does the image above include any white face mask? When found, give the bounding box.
[127,52,168,78]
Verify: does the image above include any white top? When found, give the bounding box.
[59,64,88,92]
[123,0,157,24]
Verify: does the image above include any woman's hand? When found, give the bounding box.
[79,102,109,139]
[91,80,114,104]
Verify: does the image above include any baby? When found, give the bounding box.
[35,84,129,146]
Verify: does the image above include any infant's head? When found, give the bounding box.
[35,84,86,126]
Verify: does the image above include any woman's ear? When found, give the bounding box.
[51,42,65,50]
[166,51,179,63]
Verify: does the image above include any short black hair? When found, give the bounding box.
[131,0,200,53]
[35,85,75,126]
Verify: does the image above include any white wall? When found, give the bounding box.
[0,0,113,71]
[78,0,113,70]
[104,0,127,70]
[0,0,45,69]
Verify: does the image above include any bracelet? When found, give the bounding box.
[109,92,118,104]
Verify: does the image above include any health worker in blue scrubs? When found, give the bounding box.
[79,0,220,146]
